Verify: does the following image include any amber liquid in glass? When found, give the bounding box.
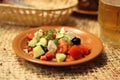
[98,0,120,46]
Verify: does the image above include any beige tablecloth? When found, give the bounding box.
[0,13,120,80]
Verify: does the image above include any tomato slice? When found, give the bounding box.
[68,45,91,60]
[40,55,47,61]
[26,33,34,40]
[68,45,83,60]
[24,46,32,52]
[79,45,91,55]
[56,38,69,53]
[65,55,75,62]
[45,51,54,61]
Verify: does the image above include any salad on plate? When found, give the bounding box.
[23,27,91,62]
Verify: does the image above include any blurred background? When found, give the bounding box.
[1,0,99,12]
[0,0,99,26]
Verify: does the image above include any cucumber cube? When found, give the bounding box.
[28,38,37,47]
[33,46,45,58]
[56,53,66,62]
[36,38,47,46]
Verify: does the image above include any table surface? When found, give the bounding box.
[0,12,120,80]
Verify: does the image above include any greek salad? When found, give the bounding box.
[23,27,91,62]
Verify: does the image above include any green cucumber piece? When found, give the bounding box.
[36,37,47,46]
[56,33,64,38]
[64,36,73,45]
[33,46,45,58]
[56,53,66,62]
[28,39,37,47]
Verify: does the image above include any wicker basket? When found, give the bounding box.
[0,0,78,26]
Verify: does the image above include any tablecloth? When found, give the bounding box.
[0,13,120,80]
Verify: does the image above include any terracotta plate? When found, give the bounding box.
[12,26,103,66]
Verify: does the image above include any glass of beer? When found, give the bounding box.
[98,0,120,46]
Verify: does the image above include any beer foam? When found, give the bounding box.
[101,0,120,7]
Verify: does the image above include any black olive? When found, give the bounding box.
[40,45,48,52]
[72,37,81,45]
[43,47,48,52]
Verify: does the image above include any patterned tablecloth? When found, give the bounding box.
[0,13,120,80]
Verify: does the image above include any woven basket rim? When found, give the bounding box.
[0,0,78,11]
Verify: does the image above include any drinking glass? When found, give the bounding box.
[98,0,120,46]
